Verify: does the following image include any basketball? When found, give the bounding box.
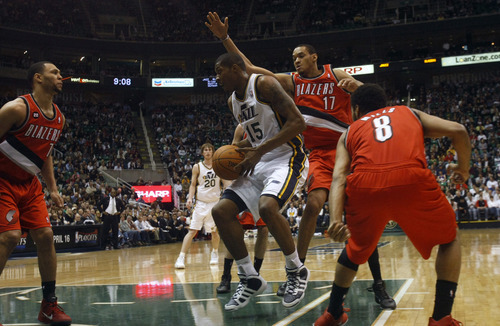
[213,145,245,180]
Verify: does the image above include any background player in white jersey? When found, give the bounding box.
[212,53,309,311]
[175,143,227,269]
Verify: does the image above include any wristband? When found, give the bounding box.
[222,35,229,41]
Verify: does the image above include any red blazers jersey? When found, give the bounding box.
[293,64,352,149]
[0,94,64,182]
[346,106,427,172]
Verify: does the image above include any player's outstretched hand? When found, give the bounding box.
[338,78,361,93]
[327,221,351,242]
[205,12,229,40]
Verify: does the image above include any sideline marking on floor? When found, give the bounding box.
[272,292,330,326]
[372,278,414,326]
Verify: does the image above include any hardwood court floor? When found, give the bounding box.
[1,228,499,325]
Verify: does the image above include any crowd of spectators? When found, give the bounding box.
[46,183,191,248]
[414,75,500,222]
[0,0,90,37]
[2,0,498,43]
[1,0,499,80]
[55,101,144,174]
[149,101,234,188]
[300,0,500,35]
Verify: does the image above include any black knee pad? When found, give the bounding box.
[338,248,359,271]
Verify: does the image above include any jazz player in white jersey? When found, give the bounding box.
[212,53,310,311]
[175,143,227,269]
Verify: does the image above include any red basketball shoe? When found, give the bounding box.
[314,309,348,326]
[38,298,72,325]
[428,315,463,326]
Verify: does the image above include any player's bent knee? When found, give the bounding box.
[303,195,325,217]
[211,203,226,221]
[0,230,22,249]
[29,227,54,246]
[258,198,279,221]
[212,199,238,223]
[338,248,359,271]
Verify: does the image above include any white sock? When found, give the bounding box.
[284,250,302,270]
[178,252,185,259]
[236,255,258,276]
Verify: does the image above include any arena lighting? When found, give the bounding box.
[424,58,437,63]
[379,63,389,68]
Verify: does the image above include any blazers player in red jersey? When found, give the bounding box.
[206,12,396,309]
[0,62,71,325]
[314,84,469,326]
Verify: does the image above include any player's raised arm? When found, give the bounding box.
[205,11,293,92]
[206,12,271,76]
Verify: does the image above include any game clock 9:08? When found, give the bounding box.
[113,77,132,86]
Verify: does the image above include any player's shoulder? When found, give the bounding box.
[1,97,26,111]
[255,74,286,93]
[0,97,28,123]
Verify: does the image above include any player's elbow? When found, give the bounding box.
[450,122,469,141]
[295,116,306,133]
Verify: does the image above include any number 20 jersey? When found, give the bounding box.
[0,94,64,183]
[196,162,221,203]
[231,74,305,162]
[345,106,427,171]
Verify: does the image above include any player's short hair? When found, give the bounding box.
[215,53,246,71]
[27,61,52,87]
[201,143,215,152]
[295,44,317,55]
[351,84,387,115]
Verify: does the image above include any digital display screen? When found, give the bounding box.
[113,77,132,86]
[152,78,194,87]
[202,77,218,87]
[133,185,172,203]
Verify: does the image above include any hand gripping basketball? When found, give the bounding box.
[213,145,245,180]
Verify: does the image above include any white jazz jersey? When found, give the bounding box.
[195,162,221,203]
[231,74,303,162]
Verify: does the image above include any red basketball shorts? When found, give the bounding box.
[344,166,457,265]
[307,146,336,193]
[0,177,51,232]
[237,211,266,230]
